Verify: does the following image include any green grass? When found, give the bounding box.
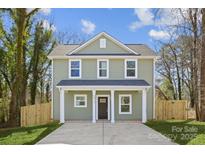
[0,122,61,145]
[145,120,205,145]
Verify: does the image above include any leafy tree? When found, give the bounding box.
[0,9,56,126]
[8,9,38,126]
[30,21,55,105]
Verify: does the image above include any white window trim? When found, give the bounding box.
[69,59,82,79]
[119,94,132,114]
[124,59,138,79]
[97,59,109,79]
[74,94,87,108]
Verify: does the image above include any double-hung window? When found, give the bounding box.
[69,59,81,78]
[97,59,109,78]
[125,59,137,78]
[74,95,87,108]
[119,95,132,114]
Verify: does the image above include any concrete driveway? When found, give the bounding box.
[37,121,175,145]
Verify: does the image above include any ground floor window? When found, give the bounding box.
[74,95,87,107]
[119,94,132,114]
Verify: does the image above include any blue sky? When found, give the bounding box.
[42,8,173,50]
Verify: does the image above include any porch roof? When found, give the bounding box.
[57,79,150,87]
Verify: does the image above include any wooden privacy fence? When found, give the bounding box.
[21,103,51,127]
[156,100,188,120]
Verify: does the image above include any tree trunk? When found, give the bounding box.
[30,55,39,105]
[21,45,28,106]
[40,79,44,104]
[45,83,50,103]
[200,8,205,121]
[9,87,19,126]
[0,76,3,98]
[170,45,182,100]
[8,9,27,126]
[30,26,41,105]
[187,9,201,120]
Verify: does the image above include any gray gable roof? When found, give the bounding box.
[126,44,156,56]
[57,79,150,87]
[48,44,156,57]
[49,44,79,57]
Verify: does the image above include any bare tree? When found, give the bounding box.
[200,8,205,121]
[56,30,85,44]
[156,9,204,120]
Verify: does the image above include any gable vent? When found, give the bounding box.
[100,38,106,48]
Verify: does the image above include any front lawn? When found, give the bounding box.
[0,122,61,145]
[145,120,205,145]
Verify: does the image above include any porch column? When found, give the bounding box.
[60,88,65,123]
[92,90,96,123]
[142,89,147,123]
[96,96,98,120]
[108,96,110,121]
[111,90,115,123]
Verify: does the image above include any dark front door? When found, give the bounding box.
[98,97,108,119]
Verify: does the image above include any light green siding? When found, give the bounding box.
[82,59,124,79]
[109,59,124,79]
[96,91,110,95]
[138,59,153,119]
[65,91,92,120]
[53,59,68,121]
[77,36,132,54]
[52,58,154,120]
[62,90,143,120]
[82,59,97,79]
[114,91,142,120]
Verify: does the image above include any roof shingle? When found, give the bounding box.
[57,79,150,87]
[48,44,156,57]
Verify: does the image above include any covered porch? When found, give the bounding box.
[56,80,151,123]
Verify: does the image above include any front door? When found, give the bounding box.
[98,97,108,119]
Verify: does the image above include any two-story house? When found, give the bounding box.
[48,32,157,124]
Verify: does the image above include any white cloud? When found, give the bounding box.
[42,20,56,32]
[129,8,186,32]
[134,8,154,25]
[129,8,189,40]
[40,8,51,15]
[148,29,170,40]
[81,19,96,35]
[129,9,154,31]
[155,9,184,27]
[129,21,143,31]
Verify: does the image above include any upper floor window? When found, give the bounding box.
[69,59,81,78]
[97,59,109,78]
[100,39,106,48]
[124,59,137,78]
